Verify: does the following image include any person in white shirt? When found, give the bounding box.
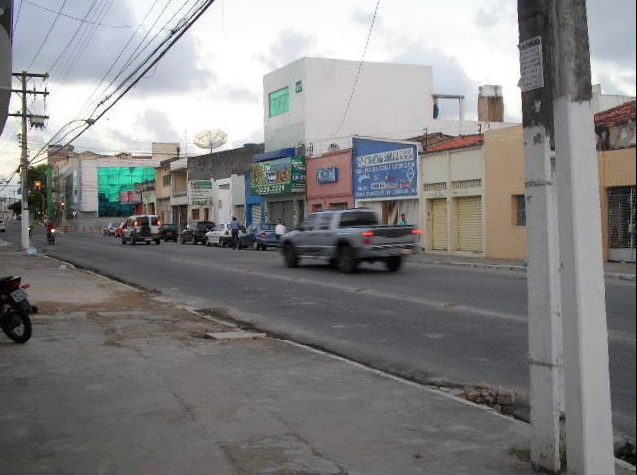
[275,219,287,240]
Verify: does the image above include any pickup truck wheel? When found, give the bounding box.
[155,239,161,245]
[283,243,299,268]
[385,256,403,272]
[338,246,358,274]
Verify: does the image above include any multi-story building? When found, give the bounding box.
[48,143,177,227]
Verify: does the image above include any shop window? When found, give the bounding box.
[513,195,526,226]
[192,208,200,220]
[269,87,290,117]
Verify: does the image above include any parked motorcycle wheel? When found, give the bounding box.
[1,306,33,344]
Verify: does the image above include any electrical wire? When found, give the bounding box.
[46,0,100,74]
[86,0,199,118]
[334,0,382,136]
[22,0,132,28]
[26,0,70,71]
[54,0,116,85]
[27,0,217,167]
[77,0,165,118]
[12,0,24,40]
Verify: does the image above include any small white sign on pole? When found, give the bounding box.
[519,36,545,92]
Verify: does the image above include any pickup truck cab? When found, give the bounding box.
[280,208,421,273]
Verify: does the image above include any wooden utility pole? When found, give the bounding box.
[8,71,48,250]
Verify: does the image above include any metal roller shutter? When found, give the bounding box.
[251,204,262,224]
[456,196,482,253]
[608,186,636,262]
[431,199,448,250]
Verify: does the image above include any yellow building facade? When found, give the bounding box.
[484,124,636,262]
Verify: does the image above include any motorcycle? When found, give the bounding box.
[47,228,56,245]
[0,276,37,344]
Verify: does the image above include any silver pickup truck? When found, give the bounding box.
[280,208,421,273]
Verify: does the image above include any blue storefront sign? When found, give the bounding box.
[353,137,419,200]
[316,167,339,184]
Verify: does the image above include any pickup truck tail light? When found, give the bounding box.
[260,232,267,238]
[361,231,374,245]
[225,231,229,235]
[412,229,423,235]
[361,231,375,237]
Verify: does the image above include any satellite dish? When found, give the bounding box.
[194,129,228,152]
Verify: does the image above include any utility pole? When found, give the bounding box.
[8,71,49,251]
[552,1,615,473]
[517,1,563,472]
[517,1,615,474]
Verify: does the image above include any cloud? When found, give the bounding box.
[215,86,260,104]
[587,0,636,73]
[391,43,480,120]
[257,30,318,70]
[133,109,180,142]
[12,0,210,95]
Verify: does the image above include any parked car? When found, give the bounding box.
[205,223,248,247]
[160,223,178,242]
[0,219,5,232]
[244,223,278,250]
[103,222,119,236]
[121,214,162,245]
[181,221,215,245]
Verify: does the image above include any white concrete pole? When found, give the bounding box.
[551,1,615,473]
[517,2,564,471]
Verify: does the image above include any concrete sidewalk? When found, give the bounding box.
[0,246,634,474]
[414,251,636,281]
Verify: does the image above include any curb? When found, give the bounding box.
[418,258,636,281]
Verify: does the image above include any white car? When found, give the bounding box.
[205,223,246,247]
[0,219,5,232]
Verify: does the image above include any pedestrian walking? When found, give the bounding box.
[275,219,287,241]
[229,217,243,249]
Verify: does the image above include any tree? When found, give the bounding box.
[9,200,21,216]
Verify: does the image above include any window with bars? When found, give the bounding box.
[513,195,526,226]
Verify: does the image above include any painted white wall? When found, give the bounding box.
[215,178,231,224]
[422,155,447,183]
[450,149,483,182]
[264,58,434,155]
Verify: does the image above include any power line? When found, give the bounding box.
[23,0,133,28]
[334,0,382,136]
[46,0,100,74]
[28,0,217,167]
[27,0,70,71]
[12,0,24,39]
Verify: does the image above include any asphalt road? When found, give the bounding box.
[11,223,637,442]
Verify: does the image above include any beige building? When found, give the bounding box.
[484,126,527,260]
[485,100,636,262]
[421,135,486,255]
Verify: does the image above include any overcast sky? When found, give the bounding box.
[1,0,635,180]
